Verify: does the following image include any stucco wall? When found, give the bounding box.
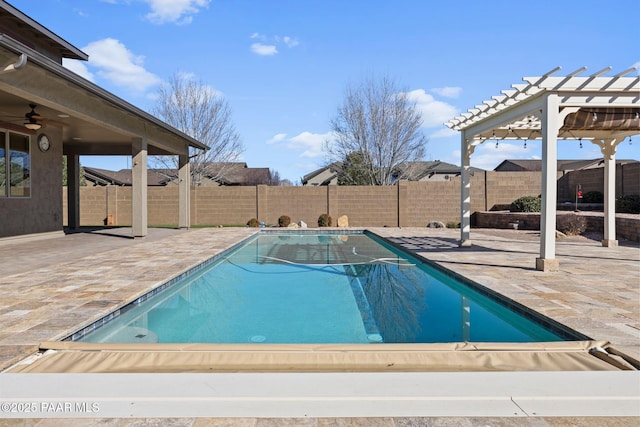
[0,128,63,238]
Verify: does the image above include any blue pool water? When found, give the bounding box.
[79,232,573,344]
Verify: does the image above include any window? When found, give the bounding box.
[0,130,31,197]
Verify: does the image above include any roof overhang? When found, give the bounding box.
[446,66,640,144]
[0,35,207,156]
[0,1,87,61]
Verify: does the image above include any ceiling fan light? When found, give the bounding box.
[24,122,42,130]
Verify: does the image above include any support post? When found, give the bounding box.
[178,154,191,229]
[67,154,80,230]
[536,94,559,272]
[459,133,473,247]
[601,139,618,247]
[132,137,148,238]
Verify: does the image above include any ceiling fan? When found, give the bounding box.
[24,103,42,130]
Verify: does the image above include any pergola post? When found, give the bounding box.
[132,137,148,238]
[536,94,560,272]
[459,132,473,247]
[66,153,80,230]
[178,154,191,229]
[600,139,619,247]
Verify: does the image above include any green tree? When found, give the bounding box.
[337,151,374,185]
[62,156,86,186]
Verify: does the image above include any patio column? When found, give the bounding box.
[600,139,619,247]
[459,133,473,247]
[66,154,80,230]
[178,154,191,229]
[132,137,147,238]
[536,94,559,272]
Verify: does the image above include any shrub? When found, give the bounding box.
[318,213,332,227]
[278,215,291,227]
[510,196,541,212]
[581,191,603,204]
[617,194,640,214]
[446,221,460,229]
[246,218,259,227]
[556,213,586,236]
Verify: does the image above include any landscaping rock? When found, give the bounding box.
[298,220,307,228]
[427,221,446,228]
[338,215,349,227]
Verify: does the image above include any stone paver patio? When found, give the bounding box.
[0,226,638,426]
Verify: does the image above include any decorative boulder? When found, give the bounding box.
[427,221,446,228]
[287,222,299,228]
[337,215,349,228]
[298,220,307,228]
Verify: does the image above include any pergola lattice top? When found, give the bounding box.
[445,66,640,142]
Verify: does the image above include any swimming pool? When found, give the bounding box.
[75,231,581,344]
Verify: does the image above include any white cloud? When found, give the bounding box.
[267,133,287,144]
[429,127,458,139]
[251,43,278,56]
[249,34,300,56]
[62,59,94,82]
[404,89,459,128]
[431,86,462,99]
[282,36,300,48]
[143,0,210,25]
[82,38,161,92]
[268,131,334,158]
[289,132,332,158]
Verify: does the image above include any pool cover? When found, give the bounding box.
[8,340,639,373]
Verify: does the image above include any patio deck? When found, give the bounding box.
[0,226,638,425]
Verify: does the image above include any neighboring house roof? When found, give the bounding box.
[83,167,172,186]
[200,162,271,186]
[494,159,638,172]
[83,163,271,186]
[301,163,340,186]
[302,160,484,185]
[393,161,483,180]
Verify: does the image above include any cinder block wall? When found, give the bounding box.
[333,186,398,227]
[263,186,327,227]
[403,180,462,226]
[64,166,637,229]
[485,171,541,209]
[558,162,639,201]
[193,186,257,226]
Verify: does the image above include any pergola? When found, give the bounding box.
[446,66,639,271]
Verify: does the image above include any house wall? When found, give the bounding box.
[0,128,63,238]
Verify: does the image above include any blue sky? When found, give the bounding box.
[11,0,639,183]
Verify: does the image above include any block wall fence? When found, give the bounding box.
[63,165,638,228]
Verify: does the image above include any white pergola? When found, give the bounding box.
[446,66,640,271]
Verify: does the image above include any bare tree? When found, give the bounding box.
[151,72,244,185]
[325,75,427,185]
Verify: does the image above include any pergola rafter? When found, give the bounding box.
[445,66,640,271]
